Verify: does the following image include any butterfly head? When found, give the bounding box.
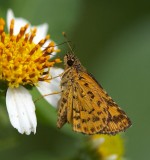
[64,54,81,68]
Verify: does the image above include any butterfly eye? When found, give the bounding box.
[67,59,74,66]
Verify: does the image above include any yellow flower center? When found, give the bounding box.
[92,135,124,160]
[0,18,61,88]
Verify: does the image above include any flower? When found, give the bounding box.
[91,135,124,160]
[0,9,63,135]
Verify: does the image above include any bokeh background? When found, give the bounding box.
[0,0,150,159]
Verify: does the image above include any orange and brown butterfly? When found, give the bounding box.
[57,33,132,135]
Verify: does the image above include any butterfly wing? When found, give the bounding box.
[57,67,131,135]
[57,83,73,128]
[71,72,131,135]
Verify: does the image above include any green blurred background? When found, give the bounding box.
[0,0,150,159]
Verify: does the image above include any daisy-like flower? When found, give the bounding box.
[91,135,124,160]
[0,9,63,135]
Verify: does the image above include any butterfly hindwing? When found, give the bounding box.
[57,84,73,128]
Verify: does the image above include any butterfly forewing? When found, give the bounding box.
[76,72,131,134]
[57,54,131,135]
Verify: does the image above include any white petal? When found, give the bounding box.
[6,86,37,135]
[33,25,58,57]
[32,23,48,44]
[37,67,64,107]
[92,137,105,148]
[106,154,118,160]
[6,9,30,35]
[6,9,14,29]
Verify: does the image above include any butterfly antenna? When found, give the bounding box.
[62,32,74,54]
[55,41,72,47]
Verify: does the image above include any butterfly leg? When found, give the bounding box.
[34,91,62,103]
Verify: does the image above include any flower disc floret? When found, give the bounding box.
[0,18,60,88]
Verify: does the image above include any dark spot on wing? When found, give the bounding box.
[117,108,126,115]
[84,83,89,87]
[87,91,95,99]
[88,108,95,114]
[77,124,81,129]
[103,108,107,113]
[82,119,86,123]
[79,76,85,80]
[92,116,100,122]
[102,118,106,123]
[87,117,91,121]
[90,128,95,133]
[73,116,80,120]
[112,115,126,124]
[97,101,101,106]
[62,98,67,103]
[97,111,102,115]
[73,108,80,113]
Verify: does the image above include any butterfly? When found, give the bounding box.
[56,33,131,135]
